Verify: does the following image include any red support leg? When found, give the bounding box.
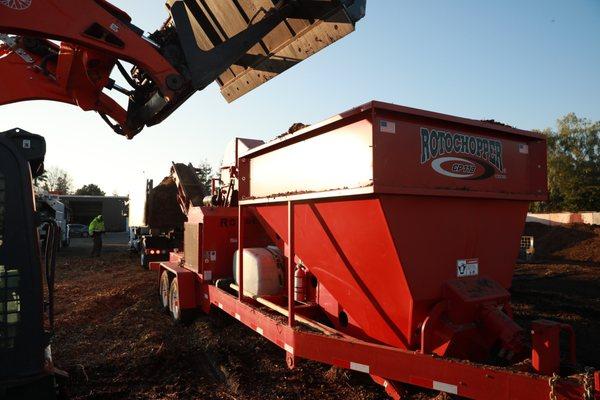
[238,205,245,302]
[531,320,576,375]
[371,375,406,399]
[287,201,295,328]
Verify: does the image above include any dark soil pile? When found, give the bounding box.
[524,222,600,264]
[145,176,186,230]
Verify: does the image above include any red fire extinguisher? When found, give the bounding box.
[294,264,307,302]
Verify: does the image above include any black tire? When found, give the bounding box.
[169,278,195,324]
[159,271,171,313]
[141,252,149,270]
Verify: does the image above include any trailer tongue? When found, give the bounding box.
[152,102,599,399]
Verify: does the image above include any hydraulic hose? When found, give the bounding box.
[43,221,59,331]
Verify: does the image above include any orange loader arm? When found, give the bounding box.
[0,0,366,138]
[0,0,184,138]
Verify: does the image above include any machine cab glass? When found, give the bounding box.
[0,170,4,247]
[0,159,21,351]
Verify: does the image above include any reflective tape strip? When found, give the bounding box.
[284,343,294,355]
[349,362,370,374]
[217,303,223,309]
[433,381,458,395]
[256,327,264,335]
[235,313,241,321]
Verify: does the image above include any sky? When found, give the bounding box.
[1,0,599,196]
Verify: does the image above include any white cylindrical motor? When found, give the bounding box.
[233,247,284,296]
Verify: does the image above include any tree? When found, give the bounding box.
[75,184,106,196]
[33,170,48,188]
[43,167,73,195]
[196,161,214,194]
[531,113,600,212]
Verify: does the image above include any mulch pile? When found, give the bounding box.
[145,177,186,230]
[480,119,515,129]
[523,222,600,264]
[275,123,309,139]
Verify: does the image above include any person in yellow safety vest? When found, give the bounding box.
[89,215,105,257]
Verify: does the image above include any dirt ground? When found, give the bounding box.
[512,223,600,369]
[53,235,395,400]
[52,224,600,399]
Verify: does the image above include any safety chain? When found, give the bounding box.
[549,373,559,400]
[0,33,16,47]
[583,367,595,400]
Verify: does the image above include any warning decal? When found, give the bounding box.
[457,258,479,277]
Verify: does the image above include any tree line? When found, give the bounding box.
[531,113,599,212]
[35,168,106,196]
[35,161,215,197]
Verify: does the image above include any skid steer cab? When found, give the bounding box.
[0,129,64,400]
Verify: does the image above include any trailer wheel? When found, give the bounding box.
[159,271,171,313]
[169,278,194,324]
[141,252,149,270]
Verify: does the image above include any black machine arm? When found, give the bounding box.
[135,0,367,127]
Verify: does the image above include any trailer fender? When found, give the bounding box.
[148,261,161,271]
[157,262,197,310]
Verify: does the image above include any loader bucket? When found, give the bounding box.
[166,0,367,101]
[238,101,548,351]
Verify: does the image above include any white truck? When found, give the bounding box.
[35,189,70,248]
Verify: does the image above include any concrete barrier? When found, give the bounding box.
[527,212,600,226]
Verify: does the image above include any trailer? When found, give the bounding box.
[151,101,599,399]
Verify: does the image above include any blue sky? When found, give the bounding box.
[1,0,599,195]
